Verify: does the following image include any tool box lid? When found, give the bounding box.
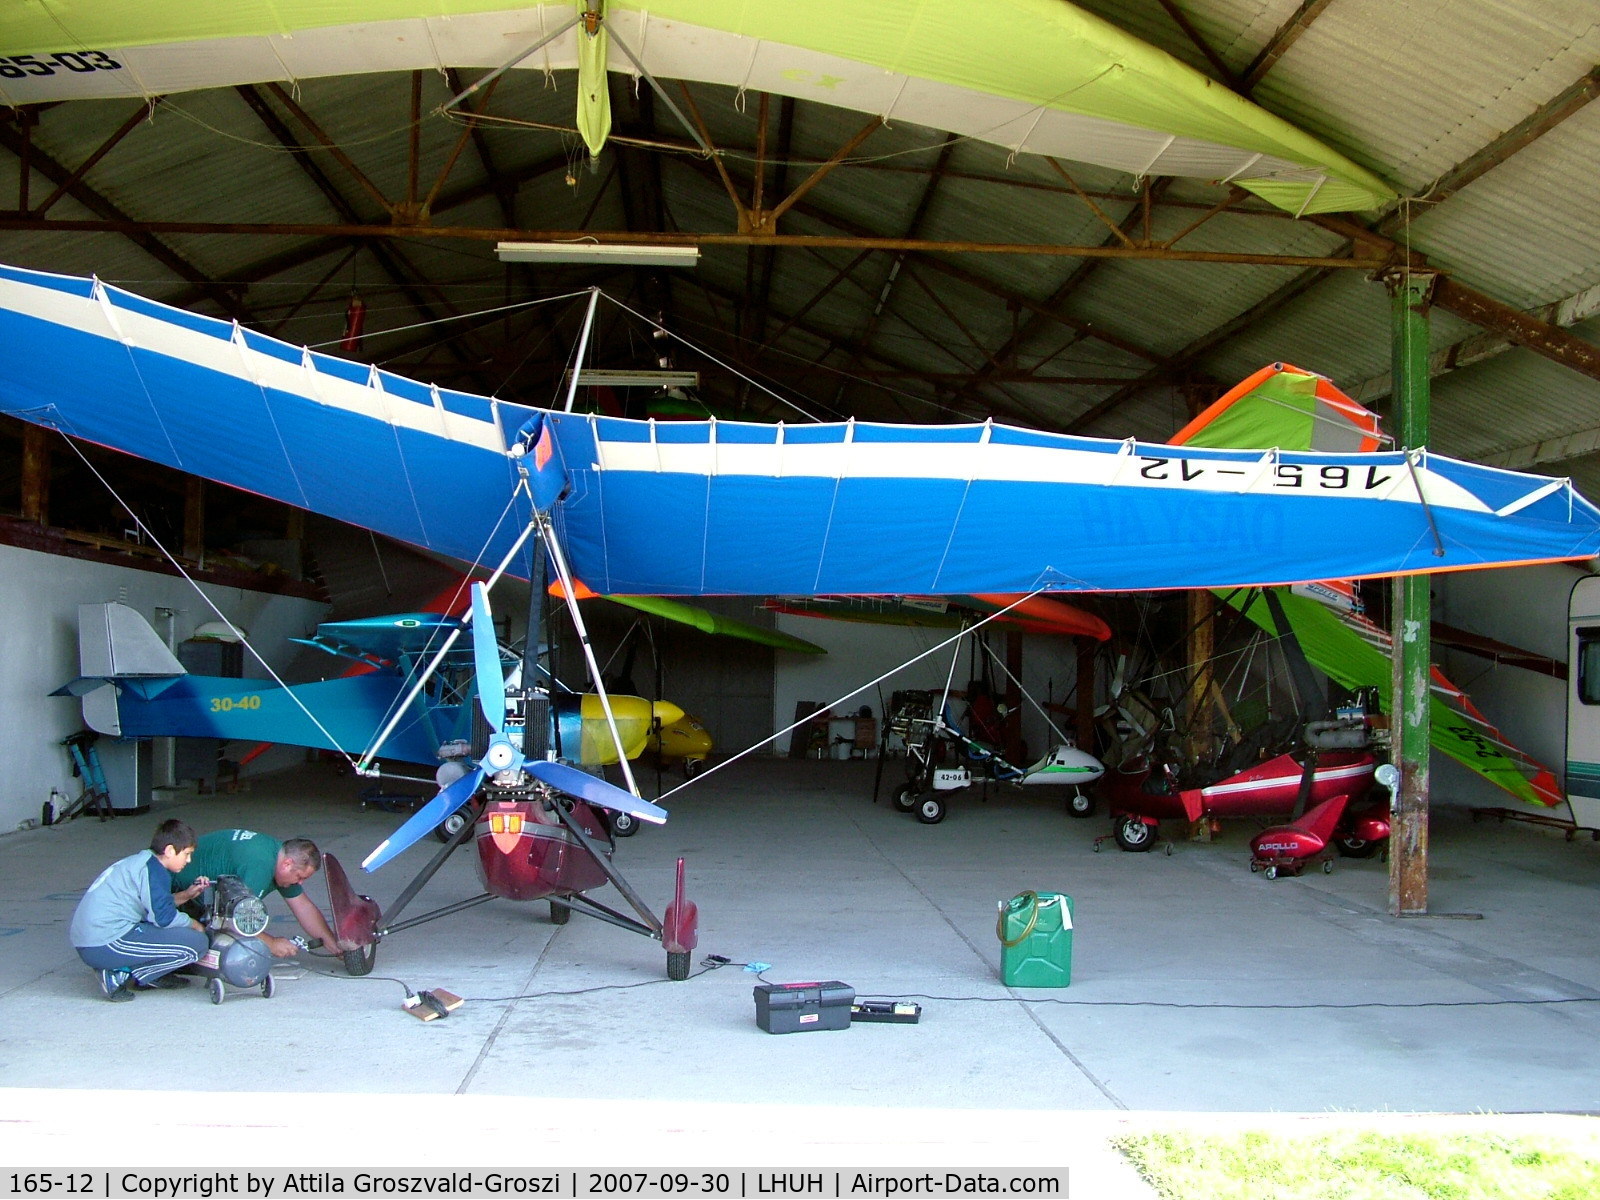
[753,980,855,1010]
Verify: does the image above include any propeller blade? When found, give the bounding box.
[470,582,506,733]
[361,766,485,872]
[526,760,669,825]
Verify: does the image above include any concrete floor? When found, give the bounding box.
[3,755,1599,1186]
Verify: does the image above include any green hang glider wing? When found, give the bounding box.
[603,594,826,655]
[0,1,1394,214]
[1227,587,1562,808]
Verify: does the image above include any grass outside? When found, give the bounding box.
[1113,1127,1600,1200]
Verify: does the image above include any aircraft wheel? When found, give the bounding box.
[1112,815,1156,853]
[1066,790,1096,819]
[549,900,571,925]
[262,973,277,999]
[342,942,377,977]
[1250,861,1260,873]
[1322,860,1334,874]
[667,951,690,981]
[435,803,477,844]
[1163,843,1173,857]
[1264,865,1278,880]
[609,810,639,838]
[1335,836,1380,859]
[208,978,225,1006]
[892,783,920,813]
[916,795,947,825]
[683,759,704,778]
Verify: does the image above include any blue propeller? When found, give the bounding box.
[362,582,667,873]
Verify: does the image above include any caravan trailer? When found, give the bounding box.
[1563,575,1600,834]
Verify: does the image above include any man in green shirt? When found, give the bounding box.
[175,829,351,957]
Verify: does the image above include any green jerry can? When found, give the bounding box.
[997,890,1073,987]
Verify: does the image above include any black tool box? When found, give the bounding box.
[753,980,855,1033]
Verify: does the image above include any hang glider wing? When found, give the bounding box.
[3,268,1598,598]
[966,594,1112,641]
[1171,362,1563,809]
[1229,587,1563,808]
[553,580,826,654]
[0,1,1393,215]
[1171,362,1386,453]
[769,594,1111,640]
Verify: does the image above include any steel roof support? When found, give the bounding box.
[0,112,247,318]
[236,84,494,380]
[1242,0,1338,92]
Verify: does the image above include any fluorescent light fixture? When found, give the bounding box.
[567,369,702,388]
[496,241,700,268]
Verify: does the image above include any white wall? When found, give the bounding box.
[1429,560,1588,810]
[771,613,1086,759]
[0,543,327,835]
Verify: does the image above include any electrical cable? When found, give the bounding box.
[853,992,1600,1012]
[285,953,1600,1013]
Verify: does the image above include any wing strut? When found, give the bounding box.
[536,508,644,799]
[354,490,537,776]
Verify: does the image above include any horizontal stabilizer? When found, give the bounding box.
[51,675,182,700]
[52,677,108,698]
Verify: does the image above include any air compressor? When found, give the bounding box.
[190,874,279,1005]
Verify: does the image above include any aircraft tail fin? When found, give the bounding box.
[78,602,186,678]
[58,603,187,736]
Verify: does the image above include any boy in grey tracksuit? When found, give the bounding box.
[70,819,212,1001]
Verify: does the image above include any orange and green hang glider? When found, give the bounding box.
[1173,362,1563,810]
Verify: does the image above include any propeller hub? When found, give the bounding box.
[485,738,518,772]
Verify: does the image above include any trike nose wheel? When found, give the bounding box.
[1112,815,1156,852]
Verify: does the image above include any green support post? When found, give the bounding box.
[1388,269,1437,916]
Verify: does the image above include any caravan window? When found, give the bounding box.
[1579,627,1600,705]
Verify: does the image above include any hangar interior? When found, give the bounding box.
[1,0,1600,1160]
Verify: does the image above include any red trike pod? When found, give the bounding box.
[1249,794,1350,879]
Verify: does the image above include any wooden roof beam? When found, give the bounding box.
[1153,0,1244,92]
[828,134,960,398]
[1062,254,1347,434]
[442,68,519,227]
[165,151,571,311]
[1349,277,1600,410]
